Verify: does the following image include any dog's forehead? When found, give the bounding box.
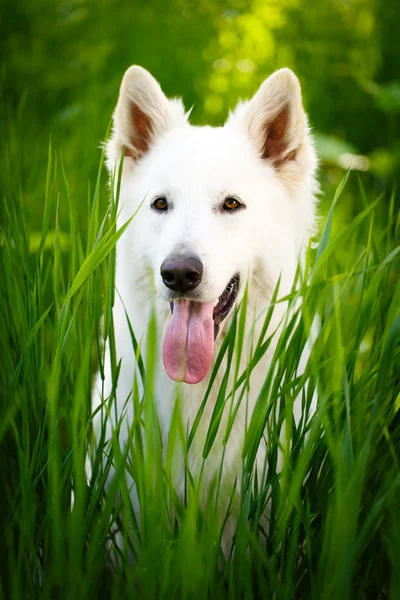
[150,125,253,181]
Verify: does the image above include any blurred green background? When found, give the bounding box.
[1,0,399,231]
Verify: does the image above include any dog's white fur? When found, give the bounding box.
[92,66,318,518]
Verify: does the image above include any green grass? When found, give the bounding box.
[0,141,400,600]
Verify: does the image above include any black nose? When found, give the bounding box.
[161,255,203,293]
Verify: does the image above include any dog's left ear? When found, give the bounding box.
[229,69,310,174]
[107,66,187,169]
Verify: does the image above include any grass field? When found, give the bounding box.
[1,134,400,600]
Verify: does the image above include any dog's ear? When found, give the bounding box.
[108,66,187,168]
[229,69,311,177]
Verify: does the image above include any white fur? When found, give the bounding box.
[92,66,318,528]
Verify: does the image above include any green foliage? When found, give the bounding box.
[1,2,400,597]
[1,0,399,233]
[0,141,399,597]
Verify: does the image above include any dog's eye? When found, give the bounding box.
[152,197,168,212]
[223,197,243,212]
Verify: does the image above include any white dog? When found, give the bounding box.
[92,65,318,536]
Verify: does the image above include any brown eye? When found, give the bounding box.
[152,197,168,212]
[223,197,243,212]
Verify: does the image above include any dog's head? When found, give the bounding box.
[107,66,317,384]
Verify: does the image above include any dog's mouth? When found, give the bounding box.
[169,275,240,340]
[163,275,240,384]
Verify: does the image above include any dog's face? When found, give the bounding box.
[128,125,279,302]
[108,66,317,384]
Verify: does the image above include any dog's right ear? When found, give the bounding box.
[107,66,187,169]
[227,69,317,191]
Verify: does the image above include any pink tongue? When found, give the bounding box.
[162,300,215,384]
